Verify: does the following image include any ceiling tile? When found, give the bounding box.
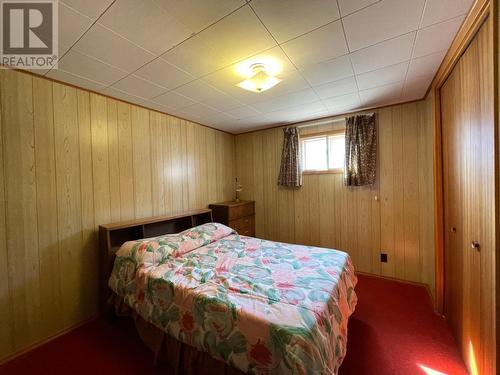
[73,24,155,72]
[202,4,278,62]
[58,3,93,56]
[58,48,128,86]
[200,92,244,112]
[152,90,197,109]
[182,103,224,119]
[144,101,176,114]
[300,54,354,86]
[225,105,261,119]
[260,70,311,98]
[228,115,274,129]
[313,76,357,99]
[252,88,319,113]
[162,6,276,77]
[161,38,222,79]
[356,61,409,90]
[359,81,403,107]
[281,21,348,67]
[152,0,245,33]
[175,80,226,103]
[343,0,425,51]
[98,0,192,55]
[112,75,168,99]
[421,0,474,28]
[47,69,107,92]
[322,92,360,110]
[264,101,328,123]
[163,108,193,120]
[407,50,446,81]
[289,101,328,116]
[101,86,148,105]
[134,58,195,90]
[413,16,465,58]
[204,119,236,131]
[337,0,379,17]
[61,0,113,19]
[250,0,340,43]
[350,32,415,74]
[402,75,433,101]
[205,112,237,124]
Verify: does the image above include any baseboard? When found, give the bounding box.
[355,271,442,317]
[0,315,98,366]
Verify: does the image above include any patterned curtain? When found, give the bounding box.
[344,114,377,186]
[278,127,302,188]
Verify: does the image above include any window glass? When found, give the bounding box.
[303,137,327,170]
[301,131,345,172]
[328,134,345,169]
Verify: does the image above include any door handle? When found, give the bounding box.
[450,227,457,233]
[471,241,480,251]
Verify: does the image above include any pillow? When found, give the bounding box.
[174,222,235,257]
[114,222,235,267]
[109,223,235,296]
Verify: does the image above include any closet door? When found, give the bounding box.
[442,62,465,350]
[441,17,495,375]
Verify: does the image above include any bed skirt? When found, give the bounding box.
[109,293,244,375]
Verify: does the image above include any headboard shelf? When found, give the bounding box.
[98,208,213,311]
[99,209,213,230]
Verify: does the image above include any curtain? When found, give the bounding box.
[278,127,302,188]
[344,114,377,186]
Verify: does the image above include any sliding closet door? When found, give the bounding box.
[441,17,495,375]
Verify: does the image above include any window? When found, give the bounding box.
[301,131,345,173]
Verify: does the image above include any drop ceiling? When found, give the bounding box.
[32,0,473,133]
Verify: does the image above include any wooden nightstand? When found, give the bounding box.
[209,200,255,237]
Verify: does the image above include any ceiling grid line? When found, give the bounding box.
[400,0,429,98]
[336,0,361,113]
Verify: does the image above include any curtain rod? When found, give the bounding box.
[296,112,374,129]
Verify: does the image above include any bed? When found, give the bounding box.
[107,222,357,374]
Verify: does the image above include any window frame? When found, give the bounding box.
[300,129,346,175]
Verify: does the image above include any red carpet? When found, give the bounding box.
[341,275,467,375]
[0,275,467,375]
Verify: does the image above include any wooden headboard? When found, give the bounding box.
[98,209,213,312]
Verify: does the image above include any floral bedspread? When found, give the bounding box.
[109,223,357,374]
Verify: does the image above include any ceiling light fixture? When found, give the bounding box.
[236,63,282,93]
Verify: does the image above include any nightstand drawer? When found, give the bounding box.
[228,202,254,220]
[229,216,254,235]
[209,200,255,237]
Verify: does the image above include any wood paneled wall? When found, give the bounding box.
[0,69,235,362]
[235,99,435,289]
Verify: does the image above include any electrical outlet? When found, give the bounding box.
[380,253,388,263]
